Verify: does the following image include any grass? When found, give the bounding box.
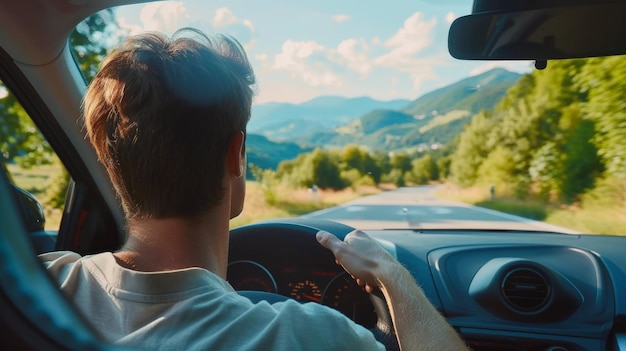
[474,199,547,221]
[439,184,626,235]
[11,162,626,236]
[7,163,61,194]
[544,206,626,235]
[230,182,382,228]
[7,163,63,230]
[9,162,382,231]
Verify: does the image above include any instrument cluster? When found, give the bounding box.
[227,260,377,328]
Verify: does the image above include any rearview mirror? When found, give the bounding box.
[448,2,626,60]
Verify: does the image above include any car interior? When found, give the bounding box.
[2,0,626,350]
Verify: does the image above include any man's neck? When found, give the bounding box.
[114,211,230,278]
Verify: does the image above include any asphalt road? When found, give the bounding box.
[302,185,578,233]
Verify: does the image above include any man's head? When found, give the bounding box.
[84,28,255,220]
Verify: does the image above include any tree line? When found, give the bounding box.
[249,144,444,196]
[450,56,626,205]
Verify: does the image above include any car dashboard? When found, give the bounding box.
[228,218,626,351]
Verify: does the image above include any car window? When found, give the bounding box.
[0,82,69,251]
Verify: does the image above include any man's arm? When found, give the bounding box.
[316,230,469,351]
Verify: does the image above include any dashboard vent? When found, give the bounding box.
[501,267,551,313]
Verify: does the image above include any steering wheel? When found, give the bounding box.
[229,218,399,351]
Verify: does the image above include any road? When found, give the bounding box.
[302,185,578,233]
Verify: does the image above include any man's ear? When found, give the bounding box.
[227,131,246,178]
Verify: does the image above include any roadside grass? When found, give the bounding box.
[439,184,626,235]
[7,163,61,194]
[9,163,384,230]
[230,182,382,228]
[7,163,63,230]
[544,206,626,235]
[12,163,626,236]
[474,199,547,221]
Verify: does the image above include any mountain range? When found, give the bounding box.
[248,96,411,141]
[246,68,522,170]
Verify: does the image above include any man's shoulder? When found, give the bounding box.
[39,250,82,264]
[39,250,83,274]
[38,251,112,287]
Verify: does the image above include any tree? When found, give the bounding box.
[277,149,345,190]
[476,146,517,193]
[436,156,451,180]
[0,93,52,167]
[578,56,626,179]
[249,163,279,205]
[389,152,412,173]
[449,111,494,186]
[71,9,125,82]
[408,155,438,185]
[450,59,600,200]
[339,144,382,184]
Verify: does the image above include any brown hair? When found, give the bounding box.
[84,28,255,220]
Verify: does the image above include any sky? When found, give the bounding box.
[114,0,533,105]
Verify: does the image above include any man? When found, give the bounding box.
[41,29,468,350]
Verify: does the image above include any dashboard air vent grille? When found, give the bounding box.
[501,267,550,313]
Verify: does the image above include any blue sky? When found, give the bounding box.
[115,0,533,104]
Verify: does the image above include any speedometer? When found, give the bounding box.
[322,272,377,328]
[290,280,322,302]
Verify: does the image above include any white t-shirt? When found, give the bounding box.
[40,251,385,351]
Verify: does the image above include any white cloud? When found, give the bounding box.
[333,14,351,23]
[210,8,255,44]
[335,38,372,75]
[373,12,439,92]
[446,12,457,24]
[243,19,255,32]
[116,17,144,36]
[257,11,453,100]
[376,12,437,67]
[272,40,341,87]
[138,2,189,34]
[213,7,238,28]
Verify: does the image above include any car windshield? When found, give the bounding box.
[62,0,625,235]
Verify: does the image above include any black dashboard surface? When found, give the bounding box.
[228,218,626,351]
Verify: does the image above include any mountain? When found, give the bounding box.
[402,68,522,116]
[246,134,311,175]
[301,109,421,148]
[248,96,411,141]
[246,68,522,169]
[298,68,521,151]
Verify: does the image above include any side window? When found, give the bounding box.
[0,82,69,253]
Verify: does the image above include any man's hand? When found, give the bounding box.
[316,229,470,351]
[316,230,394,294]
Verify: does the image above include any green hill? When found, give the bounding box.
[246,134,310,175]
[296,68,521,151]
[336,110,417,135]
[246,68,522,164]
[402,68,521,116]
[249,96,410,141]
